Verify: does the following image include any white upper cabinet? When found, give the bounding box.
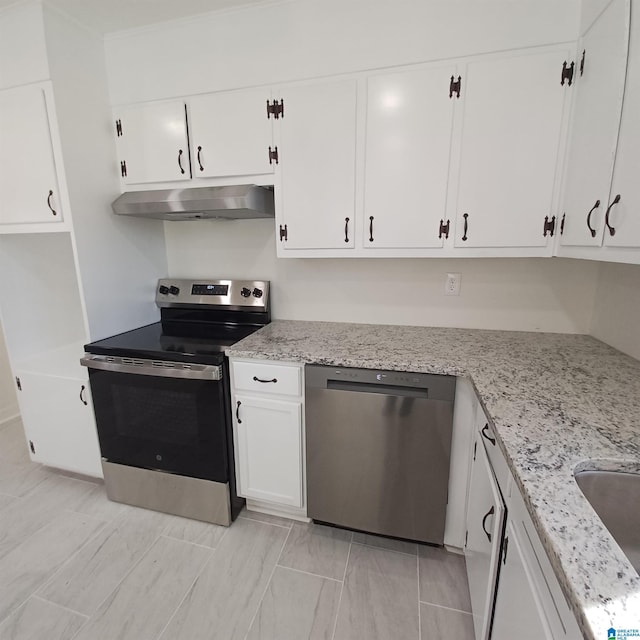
[188,88,274,179]
[453,49,570,249]
[0,83,64,225]
[114,100,191,184]
[560,0,629,247]
[363,64,457,249]
[603,2,640,250]
[274,79,358,251]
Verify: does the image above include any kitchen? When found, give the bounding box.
[0,0,639,639]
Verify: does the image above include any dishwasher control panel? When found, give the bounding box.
[305,364,456,400]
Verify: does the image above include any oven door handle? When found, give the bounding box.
[80,355,222,381]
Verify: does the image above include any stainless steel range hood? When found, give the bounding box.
[111,185,274,220]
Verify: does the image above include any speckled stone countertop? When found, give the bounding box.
[227,320,640,640]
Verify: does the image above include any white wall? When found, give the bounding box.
[44,5,168,341]
[165,220,599,333]
[105,0,580,104]
[590,261,640,359]
[0,318,18,424]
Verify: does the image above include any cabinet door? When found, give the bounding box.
[189,88,274,178]
[16,372,102,478]
[491,519,554,640]
[115,101,190,184]
[234,394,302,507]
[560,0,629,247]
[465,438,506,640]
[604,1,640,249]
[363,65,456,248]
[0,85,64,224]
[275,79,357,250]
[453,49,569,248]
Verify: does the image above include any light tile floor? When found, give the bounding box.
[0,417,474,640]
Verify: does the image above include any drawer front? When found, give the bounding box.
[233,361,302,396]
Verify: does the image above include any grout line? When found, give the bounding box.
[159,533,222,552]
[31,594,89,619]
[418,600,473,615]
[71,530,165,621]
[153,546,216,640]
[34,515,110,600]
[330,534,353,640]
[238,514,293,530]
[275,564,343,583]
[195,521,231,549]
[350,540,418,558]
[242,524,294,640]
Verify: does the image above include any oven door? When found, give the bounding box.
[82,356,229,483]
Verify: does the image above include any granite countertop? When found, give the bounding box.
[227,320,640,640]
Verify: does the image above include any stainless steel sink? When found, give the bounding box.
[574,470,640,574]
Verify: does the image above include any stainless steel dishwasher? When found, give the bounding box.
[305,365,456,544]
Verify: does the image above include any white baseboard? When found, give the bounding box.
[246,499,310,523]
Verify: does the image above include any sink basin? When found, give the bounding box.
[574,470,640,574]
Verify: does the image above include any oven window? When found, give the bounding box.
[112,384,199,445]
[88,368,229,483]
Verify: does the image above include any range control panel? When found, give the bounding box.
[156,279,270,309]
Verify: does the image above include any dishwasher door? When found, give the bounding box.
[305,365,456,544]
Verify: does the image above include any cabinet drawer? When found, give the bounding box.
[232,361,301,396]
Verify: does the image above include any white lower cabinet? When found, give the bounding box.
[492,487,583,640]
[230,360,305,512]
[465,434,506,640]
[465,398,582,640]
[15,371,102,477]
[491,519,556,640]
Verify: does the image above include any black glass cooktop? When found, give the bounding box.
[84,321,260,365]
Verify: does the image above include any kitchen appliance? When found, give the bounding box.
[80,278,270,525]
[111,184,274,220]
[305,365,456,544]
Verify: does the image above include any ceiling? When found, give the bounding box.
[0,0,282,34]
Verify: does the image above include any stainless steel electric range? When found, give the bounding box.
[81,278,270,526]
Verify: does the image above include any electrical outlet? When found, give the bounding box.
[445,272,461,296]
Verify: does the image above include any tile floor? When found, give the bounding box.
[0,416,475,640]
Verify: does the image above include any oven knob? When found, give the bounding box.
[252,288,263,298]
[240,287,251,297]
[169,286,180,295]
[158,285,169,295]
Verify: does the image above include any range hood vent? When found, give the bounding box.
[111,185,274,220]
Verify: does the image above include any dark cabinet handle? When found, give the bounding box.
[79,385,88,406]
[197,146,204,172]
[462,213,469,241]
[586,199,600,238]
[482,505,495,543]
[604,194,620,237]
[178,149,185,174]
[369,216,374,242]
[47,190,57,216]
[481,424,496,446]
[236,400,242,424]
[253,376,277,384]
[344,217,350,243]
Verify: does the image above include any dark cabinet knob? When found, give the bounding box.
[252,288,263,298]
[240,287,251,297]
[158,285,169,295]
[169,286,180,295]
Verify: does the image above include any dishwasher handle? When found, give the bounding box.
[327,379,428,399]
